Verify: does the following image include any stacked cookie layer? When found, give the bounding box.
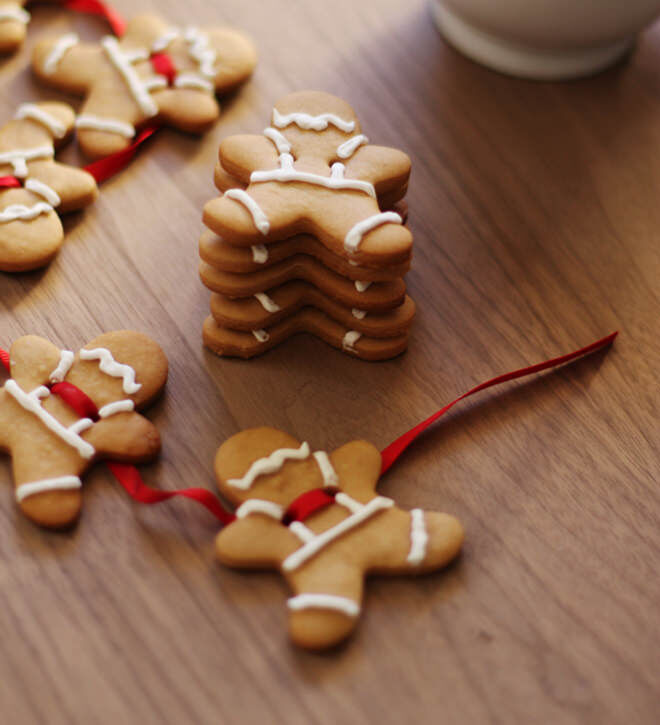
[199,91,415,360]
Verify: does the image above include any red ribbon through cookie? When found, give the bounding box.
[0,332,618,526]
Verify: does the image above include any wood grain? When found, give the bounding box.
[1,0,659,722]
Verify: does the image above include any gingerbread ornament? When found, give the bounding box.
[203,91,413,268]
[0,0,30,54]
[0,101,98,272]
[214,428,463,650]
[32,13,257,159]
[0,331,168,528]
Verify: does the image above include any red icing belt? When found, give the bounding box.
[0,332,618,526]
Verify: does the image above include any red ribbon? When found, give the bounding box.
[0,176,21,189]
[106,463,236,525]
[83,124,161,184]
[50,381,99,420]
[283,488,336,525]
[0,332,618,527]
[380,331,618,474]
[150,52,177,85]
[62,0,127,37]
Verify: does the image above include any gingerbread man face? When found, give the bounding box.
[215,427,464,650]
[32,13,257,159]
[0,101,98,272]
[0,331,168,528]
[203,91,413,269]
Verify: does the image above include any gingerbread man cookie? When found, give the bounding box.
[0,331,168,528]
[0,0,30,54]
[215,428,463,649]
[32,14,257,159]
[0,101,98,272]
[203,91,413,267]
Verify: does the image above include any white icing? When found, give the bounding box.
[15,475,81,503]
[342,330,362,352]
[336,134,369,159]
[184,27,217,78]
[4,380,95,459]
[0,202,52,223]
[272,108,355,133]
[263,127,291,154]
[174,73,213,92]
[282,496,393,572]
[224,189,270,235]
[15,104,66,139]
[43,33,79,75]
[354,280,371,292]
[289,521,315,543]
[333,491,362,514]
[0,5,29,24]
[25,178,61,207]
[0,146,54,178]
[251,244,268,263]
[102,37,158,117]
[254,292,280,313]
[312,451,338,487]
[351,308,367,320]
[142,76,168,92]
[235,499,284,520]
[98,399,134,418]
[76,115,135,138]
[344,212,403,253]
[68,418,94,435]
[49,350,74,383]
[79,347,141,394]
[407,508,428,566]
[251,153,375,198]
[152,28,179,53]
[252,329,269,343]
[287,593,360,617]
[227,441,310,490]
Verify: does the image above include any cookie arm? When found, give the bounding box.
[368,507,464,574]
[218,135,280,182]
[344,146,411,197]
[216,516,299,569]
[207,28,257,93]
[84,415,161,463]
[30,163,98,212]
[32,40,98,94]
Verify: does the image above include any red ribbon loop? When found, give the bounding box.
[62,0,127,37]
[380,332,618,474]
[83,124,160,183]
[50,382,99,420]
[0,176,21,189]
[283,489,336,525]
[150,53,177,85]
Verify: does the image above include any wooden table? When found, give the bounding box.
[1,1,659,722]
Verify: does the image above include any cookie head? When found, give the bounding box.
[215,427,332,508]
[270,91,362,165]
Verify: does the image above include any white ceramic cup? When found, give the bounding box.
[432,0,660,80]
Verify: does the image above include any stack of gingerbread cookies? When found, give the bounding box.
[199,91,415,360]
